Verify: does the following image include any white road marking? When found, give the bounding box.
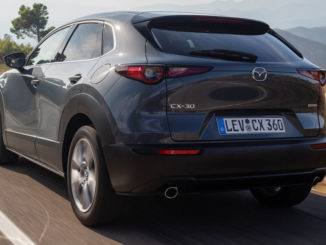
[0,211,35,245]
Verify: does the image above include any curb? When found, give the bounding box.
[311,188,326,197]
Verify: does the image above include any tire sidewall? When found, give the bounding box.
[67,126,113,225]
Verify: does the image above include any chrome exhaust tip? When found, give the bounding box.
[164,186,179,199]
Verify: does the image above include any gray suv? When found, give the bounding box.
[1,12,326,226]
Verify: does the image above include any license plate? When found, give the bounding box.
[217,117,286,135]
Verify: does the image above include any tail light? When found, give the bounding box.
[166,67,211,78]
[298,70,326,86]
[116,65,211,84]
[115,65,164,84]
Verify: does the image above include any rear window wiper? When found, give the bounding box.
[189,49,258,62]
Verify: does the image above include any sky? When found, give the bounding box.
[1,0,325,45]
[1,0,212,44]
[0,0,212,32]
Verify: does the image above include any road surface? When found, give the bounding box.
[0,157,326,245]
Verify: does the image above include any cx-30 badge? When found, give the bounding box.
[252,67,268,81]
[170,104,196,110]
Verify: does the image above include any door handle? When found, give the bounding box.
[31,79,39,88]
[69,74,82,84]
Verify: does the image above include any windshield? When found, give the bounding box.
[151,28,302,62]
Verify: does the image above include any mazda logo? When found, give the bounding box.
[252,67,268,82]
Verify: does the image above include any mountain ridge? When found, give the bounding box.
[276,29,326,68]
[286,26,326,45]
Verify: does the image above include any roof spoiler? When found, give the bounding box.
[132,15,270,35]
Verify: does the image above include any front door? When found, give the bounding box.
[2,67,41,157]
[3,26,71,159]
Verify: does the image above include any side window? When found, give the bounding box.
[103,24,114,53]
[61,23,102,61]
[27,27,69,66]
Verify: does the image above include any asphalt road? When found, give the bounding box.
[0,158,326,245]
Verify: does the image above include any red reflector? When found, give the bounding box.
[158,149,200,155]
[298,70,326,86]
[310,143,326,150]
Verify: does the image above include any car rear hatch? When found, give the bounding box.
[133,15,322,141]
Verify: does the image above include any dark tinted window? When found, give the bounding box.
[28,27,69,65]
[151,28,301,62]
[61,23,102,61]
[103,24,114,53]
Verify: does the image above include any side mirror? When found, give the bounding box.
[4,52,26,69]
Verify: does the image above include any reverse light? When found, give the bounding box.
[158,149,200,155]
[116,65,211,84]
[298,70,326,86]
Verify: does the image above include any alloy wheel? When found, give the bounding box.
[70,138,97,213]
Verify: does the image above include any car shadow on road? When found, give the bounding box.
[3,157,326,244]
[3,157,68,199]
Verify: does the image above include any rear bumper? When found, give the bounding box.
[103,138,326,195]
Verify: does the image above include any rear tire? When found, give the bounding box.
[251,184,312,208]
[67,126,121,226]
[0,117,17,164]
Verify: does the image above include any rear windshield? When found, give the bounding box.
[151,28,301,62]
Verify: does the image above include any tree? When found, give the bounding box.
[10,3,55,42]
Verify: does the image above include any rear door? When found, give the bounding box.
[35,22,105,169]
[144,16,321,141]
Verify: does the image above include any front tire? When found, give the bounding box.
[251,184,312,208]
[67,126,121,226]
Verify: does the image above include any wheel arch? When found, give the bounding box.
[59,91,116,175]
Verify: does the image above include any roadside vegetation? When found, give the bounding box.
[0,3,54,74]
[0,34,33,59]
[0,64,9,74]
[0,35,33,74]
